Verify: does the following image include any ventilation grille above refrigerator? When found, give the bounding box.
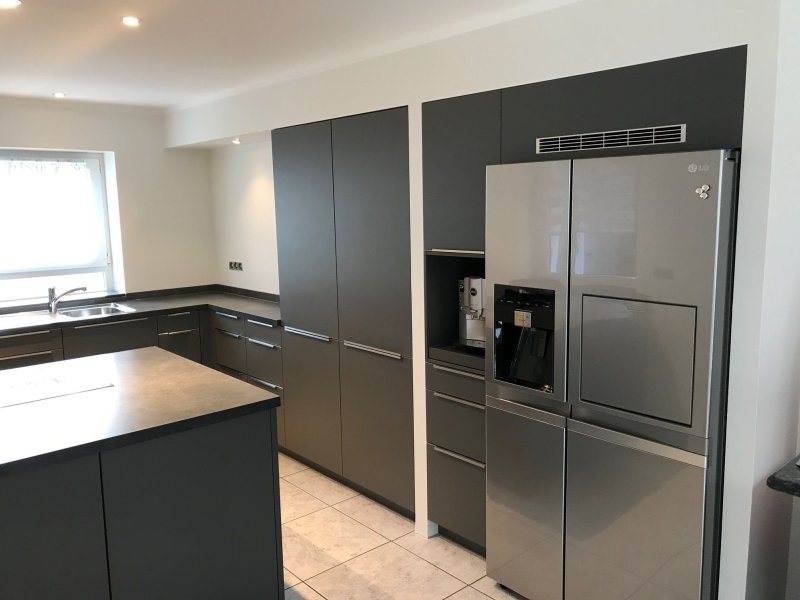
[536,124,686,154]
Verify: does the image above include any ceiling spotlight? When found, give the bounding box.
[122,16,141,27]
[0,0,22,9]
[53,92,66,99]
[232,138,241,145]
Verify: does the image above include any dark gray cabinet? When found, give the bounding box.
[0,328,63,371]
[422,90,501,251]
[62,317,157,359]
[101,411,281,600]
[157,310,201,363]
[340,342,414,512]
[0,455,109,600]
[273,121,339,338]
[332,108,411,356]
[282,328,342,474]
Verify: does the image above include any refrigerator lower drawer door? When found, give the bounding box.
[565,423,705,600]
[486,400,565,600]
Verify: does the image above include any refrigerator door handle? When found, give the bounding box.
[567,419,707,468]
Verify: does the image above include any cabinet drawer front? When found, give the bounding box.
[426,390,485,462]
[0,328,62,359]
[210,310,245,336]
[0,348,64,371]
[212,328,246,373]
[426,363,485,405]
[245,319,281,346]
[246,338,283,385]
[63,318,157,360]
[427,443,486,549]
[158,329,201,363]
[157,311,199,334]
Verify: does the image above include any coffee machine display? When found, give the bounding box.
[458,277,486,349]
[493,284,555,393]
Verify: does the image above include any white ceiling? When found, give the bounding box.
[0,0,574,108]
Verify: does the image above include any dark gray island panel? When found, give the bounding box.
[102,411,282,600]
[0,455,109,600]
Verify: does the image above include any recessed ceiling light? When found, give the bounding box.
[0,0,22,9]
[53,92,66,99]
[122,16,141,27]
[232,138,241,145]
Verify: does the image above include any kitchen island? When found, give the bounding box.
[0,347,283,600]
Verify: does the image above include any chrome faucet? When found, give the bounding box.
[48,286,87,314]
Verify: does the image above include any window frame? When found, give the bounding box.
[0,149,116,295]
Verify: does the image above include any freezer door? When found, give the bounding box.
[569,150,736,441]
[485,161,571,412]
[486,397,565,600]
[565,421,705,600]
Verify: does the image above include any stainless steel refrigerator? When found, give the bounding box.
[484,150,738,600]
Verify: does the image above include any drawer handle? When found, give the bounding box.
[343,340,402,361]
[284,327,331,343]
[247,319,274,328]
[166,311,192,317]
[433,391,485,411]
[158,329,195,337]
[75,317,149,330]
[215,311,240,320]
[432,446,485,469]
[251,376,282,390]
[248,338,277,349]
[0,349,55,362]
[0,329,52,341]
[430,248,485,255]
[218,330,241,339]
[432,364,484,381]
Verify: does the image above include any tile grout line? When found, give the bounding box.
[328,502,414,542]
[301,539,394,594]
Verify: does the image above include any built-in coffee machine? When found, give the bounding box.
[458,277,486,349]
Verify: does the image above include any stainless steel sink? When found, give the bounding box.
[58,303,136,318]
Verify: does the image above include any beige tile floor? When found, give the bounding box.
[278,452,522,600]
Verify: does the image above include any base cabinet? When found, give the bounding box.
[340,343,414,512]
[0,455,109,600]
[63,317,157,359]
[282,329,342,474]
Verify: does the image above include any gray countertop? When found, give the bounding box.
[0,346,279,474]
[768,454,800,498]
[0,291,281,335]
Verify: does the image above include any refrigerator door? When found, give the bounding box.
[569,150,737,448]
[486,161,571,413]
[565,420,706,600]
[486,396,565,600]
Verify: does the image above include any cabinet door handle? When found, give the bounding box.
[158,329,195,337]
[166,311,191,317]
[430,248,485,255]
[214,311,239,320]
[284,327,331,343]
[247,319,274,329]
[432,445,485,469]
[432,391,485,411]
[431,364,484,381]
[251,376,281,390]
[217,330,241,339]
[75,317,149,330]
[0,349,55,362]
[343,340,402,361]
[248,338,277,349]
[0,329,52,341]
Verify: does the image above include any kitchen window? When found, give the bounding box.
[0,150,118,305]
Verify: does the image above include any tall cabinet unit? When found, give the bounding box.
[273,121,343,475]
[273,108,414,511]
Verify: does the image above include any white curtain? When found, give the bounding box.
[0,159,106,274]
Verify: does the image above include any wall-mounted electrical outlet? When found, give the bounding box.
[228,261,243,271]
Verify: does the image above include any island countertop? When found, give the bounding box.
[0,346,279,475]
[768,454,800,497]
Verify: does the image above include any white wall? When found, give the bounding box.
[211,140,279,294]
[0,96,216,293]
[170,1,799,596]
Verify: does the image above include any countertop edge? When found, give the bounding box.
[767,454,800,497]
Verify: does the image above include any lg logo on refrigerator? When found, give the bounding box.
[687,163,710,173]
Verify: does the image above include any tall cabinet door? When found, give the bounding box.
[272,121,339,338]
[281,328,343,474]
[331,107,411,356]
[340,342,414,512]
